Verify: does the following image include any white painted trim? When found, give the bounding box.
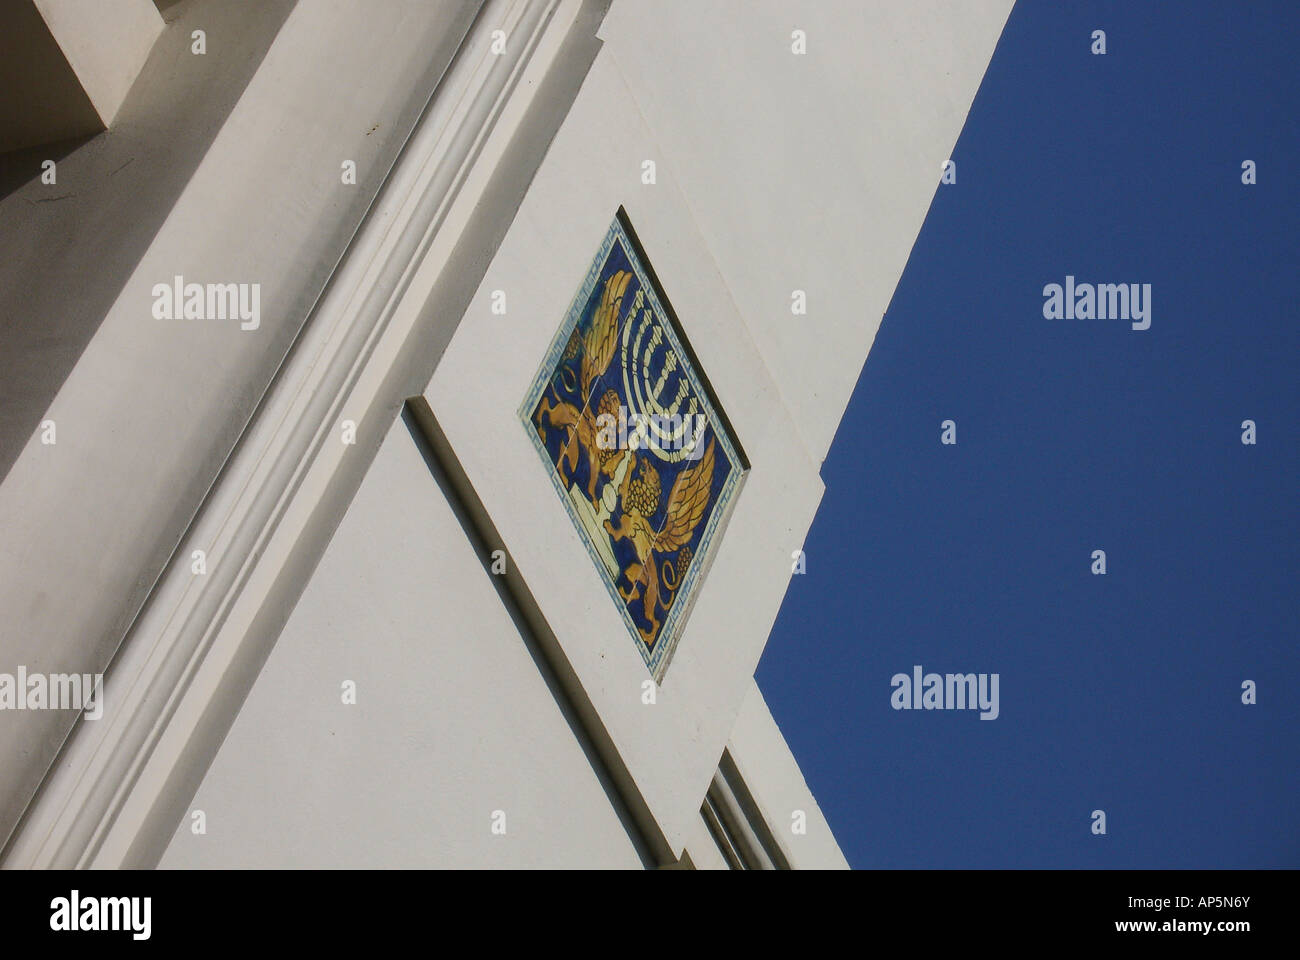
[3,0,592,869]
[725,680,849,869]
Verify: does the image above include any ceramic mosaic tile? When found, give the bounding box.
[521,212,746,678]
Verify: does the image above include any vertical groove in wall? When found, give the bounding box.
[402,398,672,868]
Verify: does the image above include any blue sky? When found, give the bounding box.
[757,0,1299,868]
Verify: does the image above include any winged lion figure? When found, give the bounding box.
[604,437,716,646]
[534,269,633,506]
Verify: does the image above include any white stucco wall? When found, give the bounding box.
[599,0,1015,464]
[161,415,648,869]
[2,0,1014,868]
[426,46,824,859]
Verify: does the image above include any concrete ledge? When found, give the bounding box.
[0,0,162,152]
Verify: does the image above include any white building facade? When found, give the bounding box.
[0,0,1012,869]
